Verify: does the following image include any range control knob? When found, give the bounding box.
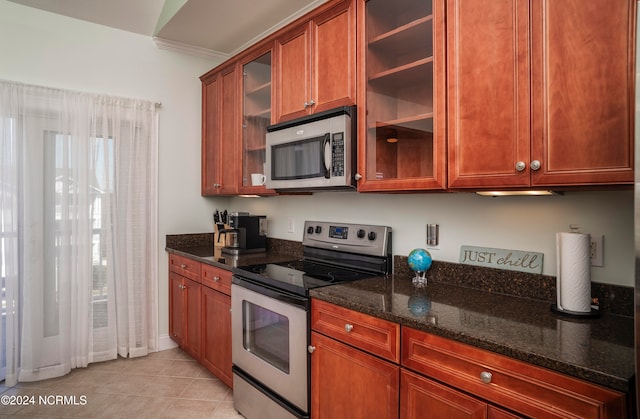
[307,226,314,234]
[368,231,377,241]
[357,229,366,239]
[315,226,322,234]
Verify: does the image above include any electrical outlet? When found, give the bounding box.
[287,217,295,234]
[590,235,604,267]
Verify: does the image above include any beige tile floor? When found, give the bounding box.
[0,348,243,418]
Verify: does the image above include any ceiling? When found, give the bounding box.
[9,0,327,59]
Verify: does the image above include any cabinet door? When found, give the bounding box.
[530,0,635,186]
[357,0,447,192]
[275,22,312,122]
[169,272,185,346]
[275,0,357,123]
[311,0,356,114]
[310,331,399,419]
[240,47,277,195]
[447,0,531,189]
[400,369,487,419]
[201,63,239,196]
[184,277,201,360]
[201,286,232,387]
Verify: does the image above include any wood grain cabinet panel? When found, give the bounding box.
[201,286,232,388]
[200,63,239,196]
[275,0,356,123]
[311,298,399,363]
[402,327,626,418]
[447,0,635,189]
[169,268,202,360]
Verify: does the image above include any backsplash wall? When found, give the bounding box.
[226,189,633,287]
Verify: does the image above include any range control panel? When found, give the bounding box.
[302,221,391,257]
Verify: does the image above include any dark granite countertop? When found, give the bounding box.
[310,276,634,393]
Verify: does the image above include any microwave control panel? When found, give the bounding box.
[331,132,344,177]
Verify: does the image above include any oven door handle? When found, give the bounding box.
[232,275,309,310]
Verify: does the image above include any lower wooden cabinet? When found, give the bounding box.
[169,271,201,360]
[168,254,233,387]
[201,284,232,387]
[402,327,626,419]
[401,368,520,419]
[310,331,399,419]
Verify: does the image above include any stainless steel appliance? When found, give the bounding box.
[222,212,267,255]
[231,221,392,419]
[265,106,356,191]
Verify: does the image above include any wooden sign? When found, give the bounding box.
[459,245,543,274]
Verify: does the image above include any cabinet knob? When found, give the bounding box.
[303,102,309,108]
[308,99,316,106]
[480,371,492,384]
[354,173,362,181]
[515,161,526,172]
[308,345,316,354]
[180,264,187,269]
[214,276,220,282]
[344,323,354,333]
[530,160,541,171]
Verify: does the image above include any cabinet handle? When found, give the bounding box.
[354,173,362,181]
[530,160,541,171]
[308,99,316,106]
[213,276,220,282]
[344,323,354,333]
[303,101,309,108]
[180,264,187,269]
[480,371,492,384]
[308,345,316,353]
[515,161,526,172]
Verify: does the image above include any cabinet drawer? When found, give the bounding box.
[169,254,201,282]
[311,299,399,363]
[402,327,626,419]
[201,264,232,295]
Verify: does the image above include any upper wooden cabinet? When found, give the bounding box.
[274,0,356,123]
[356,0,447,192]
[201,63,239,196]
[447,0,635,189]
[239,47,277,195]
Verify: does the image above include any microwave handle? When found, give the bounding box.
[322,133,331,179]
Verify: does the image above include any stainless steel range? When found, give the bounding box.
[231,221,392,419]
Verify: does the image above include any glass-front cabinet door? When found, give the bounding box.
[356,0,446,192]
[240,49,277,195]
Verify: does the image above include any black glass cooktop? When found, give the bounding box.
[233,259,376,297]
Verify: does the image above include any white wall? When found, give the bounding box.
[1,0,634,347]
[227,190,633,287]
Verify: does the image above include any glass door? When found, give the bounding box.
[241,50,276,194]
[358,0,446,191]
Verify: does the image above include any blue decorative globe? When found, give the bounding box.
[408,248,432,273]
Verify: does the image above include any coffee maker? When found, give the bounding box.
[222,212,267,255]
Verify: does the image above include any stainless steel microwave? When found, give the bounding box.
[265,106,356,191]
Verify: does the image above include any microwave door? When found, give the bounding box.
[270,134,328,183]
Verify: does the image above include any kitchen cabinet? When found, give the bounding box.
[356,0,446,192]
[275,0,356,123]
[310,299,400,419]
[402,327,626,418]
[239,47,277,195]
[447,0,635,189]
[169,269,201,360]
[401,369,520,419]
[201,62,239,195]
[168,253,234,387]
[200,264,232,388]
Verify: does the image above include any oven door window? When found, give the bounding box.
[242,301,290,374]
[271,134,329,180]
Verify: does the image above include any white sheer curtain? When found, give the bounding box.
[0,80,158,386]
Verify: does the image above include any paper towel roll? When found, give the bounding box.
[556,232,591,313]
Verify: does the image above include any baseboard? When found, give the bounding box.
[158,334,179,351]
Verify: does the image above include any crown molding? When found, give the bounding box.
[152,36,229,61]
